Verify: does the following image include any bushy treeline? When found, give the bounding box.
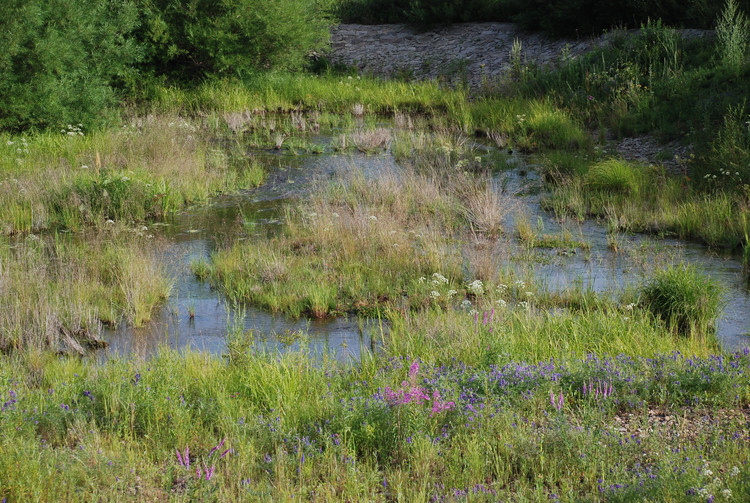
[0,0,333,131]
[335,0,750,35]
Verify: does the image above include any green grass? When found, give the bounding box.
[542,158,750,249]
[199,164,492,318]
[0,335,746,501]
[0,117,267,235]
[640,264,724,336]
[0,231,171,353]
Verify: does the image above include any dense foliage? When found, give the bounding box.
[335,0,750,35]
[0,0,141,130]
[0,0,332,131]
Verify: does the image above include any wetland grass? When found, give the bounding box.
[0,231,170,353]
[0,338,746,501]
[0,116,268,236]
[3,8,750,501]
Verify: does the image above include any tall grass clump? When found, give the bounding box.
[584,159,642,195]
[0,232,170,353]
[639,264,722,336]
[200,148,518,317]
[716,0,750,70]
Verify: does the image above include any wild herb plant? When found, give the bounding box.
[717,0,750,70]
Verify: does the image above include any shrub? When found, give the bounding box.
[333,0,514,24]
[640,265,722,335]
[0,0,141,131]
[716,0,750,70]
[585,159,641,195]
[137,0,332,80]
[0,0,333,132]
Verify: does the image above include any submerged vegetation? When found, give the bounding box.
[2,1,750,501]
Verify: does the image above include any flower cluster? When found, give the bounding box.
[175,438,230,482]
[382,361,455,417]
[62,124,84,137]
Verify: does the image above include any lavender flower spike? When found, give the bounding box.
[550,389,556,409]
[185,446,190,469]
[558,391,564,411]
[209,438,226,457]
[206,465,215,481]
[176,448,184,467]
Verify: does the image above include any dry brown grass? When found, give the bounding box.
[348,128,392,153]
[457,177,518,238]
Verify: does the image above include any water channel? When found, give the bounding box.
[102,137,750,360]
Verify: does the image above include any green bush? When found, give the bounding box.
[0,0,333,132]
[137,0,332,81]
[585,159,641,195]
[640,265,722,335]
[0,0,141,131]
[717,0,750,70]
[335,0,750,34]
[333,0,514,24]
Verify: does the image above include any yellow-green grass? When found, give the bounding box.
[0,230,170,353]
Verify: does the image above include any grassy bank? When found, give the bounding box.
[540,156,750,250]
[1,343,747,501]
[0,116,267,236]
[0,230,170,353]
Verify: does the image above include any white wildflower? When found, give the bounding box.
[430,291,440,299]
[730,466,740,477]
[432,273,448,285]
[496,299,507,307]
[467,279,484,295]
[496,284,508,292]
[698,487,711,498]
[514,280,525,288]
[460,299,473,311]
[369,215,377,221]
[518,301,529,309]
[722,488,732,499]
[702,468,713,478]
[418,276,426,284]
[447,289,457,298]
[6,141,13,145]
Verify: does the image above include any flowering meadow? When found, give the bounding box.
[1,319,748,501]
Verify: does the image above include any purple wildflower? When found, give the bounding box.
[209,438,226,457]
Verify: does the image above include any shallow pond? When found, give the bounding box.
[102,139,750,360]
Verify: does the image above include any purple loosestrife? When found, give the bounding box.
[208,438,226,457]
[550,390,564,412]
